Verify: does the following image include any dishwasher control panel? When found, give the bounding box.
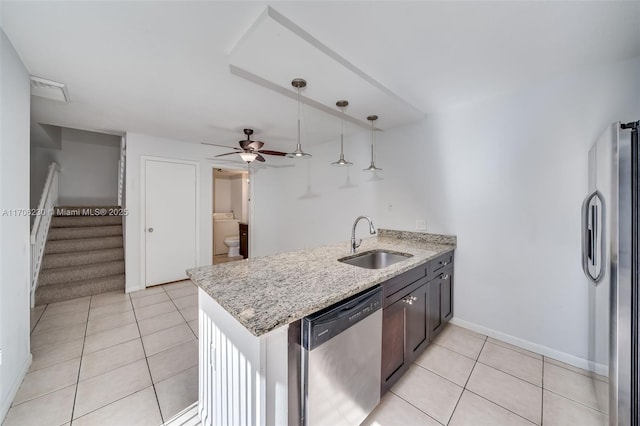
[302,286,382,351]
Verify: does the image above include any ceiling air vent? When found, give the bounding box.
[30,76,70,103]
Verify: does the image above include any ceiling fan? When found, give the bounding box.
[204,129,288,163]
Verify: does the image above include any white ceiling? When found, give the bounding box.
[2,1,639,153]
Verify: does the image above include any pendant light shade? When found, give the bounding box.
[287,78,312,158]
[331,100,353,167]
[364,115,382,171]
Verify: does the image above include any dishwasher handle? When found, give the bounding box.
[303,286,382,351]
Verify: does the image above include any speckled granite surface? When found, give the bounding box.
[187,231,455,337]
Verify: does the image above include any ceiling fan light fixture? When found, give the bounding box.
[363,114,382,172]
[331,100,353,167]
[287,78,312,159]
[239,152,258,163]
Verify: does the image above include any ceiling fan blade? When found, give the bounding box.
[214,152,240,158]
[255,154,266,162]
[203,142,240,150]
[257,150,288,156]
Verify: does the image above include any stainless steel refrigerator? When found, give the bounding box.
[582,120,639,426]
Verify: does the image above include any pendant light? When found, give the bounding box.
[287,78,312,158]
[331,100,353,167]
[363,115,382,171]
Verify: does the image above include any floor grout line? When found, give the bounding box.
[464,389,539,425]
[129,291,165,424]
[388,389,446,426]
[443,336,486,425]
[543,387,609,415]
[474,359,542,388]
[464,336,544,425]
[68,294,92,425]
[484,337,543,361]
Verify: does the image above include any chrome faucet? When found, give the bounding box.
[351,216,376,254]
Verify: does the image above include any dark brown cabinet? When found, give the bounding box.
[381,296,407,393]
[380,251,454,395]
[381,275,430,394]
[428,268,453,339]
[239,223,249,259]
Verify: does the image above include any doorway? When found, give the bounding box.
[212,168,249,265]
[143,158,198,286]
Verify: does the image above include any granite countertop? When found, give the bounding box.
[187,229,456,337]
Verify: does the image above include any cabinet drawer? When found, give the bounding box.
[382,264,427,306]
[429,252,453,278]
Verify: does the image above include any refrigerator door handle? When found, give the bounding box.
[582,190,605,284]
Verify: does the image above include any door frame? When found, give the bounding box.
[140,155,200,288]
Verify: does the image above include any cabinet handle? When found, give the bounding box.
[410,296,417,301]
[403,298,413,305]
[439,260,449,266]
[440,273,449,280]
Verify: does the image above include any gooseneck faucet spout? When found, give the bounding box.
[351,216,376,254]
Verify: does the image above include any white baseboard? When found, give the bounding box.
[449,317,608,377]
[0,353,32,423]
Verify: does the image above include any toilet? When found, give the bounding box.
[224,237,240,257]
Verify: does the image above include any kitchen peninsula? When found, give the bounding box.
[187,229,456,426]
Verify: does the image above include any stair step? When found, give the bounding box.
[38,260,125,287]
[48,225,122,241]
[41,248,124,270]
[35,274,125,305]
[51,215,122,228]
[54,206,122,217]
[45,236,123,254]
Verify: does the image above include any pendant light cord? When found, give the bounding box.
[340,106,345,155]
[371,120,375,163]
[297,87,301,149]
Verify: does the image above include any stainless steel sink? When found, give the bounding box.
[338,250,413,269]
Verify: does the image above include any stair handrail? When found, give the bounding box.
[30,162,60,307]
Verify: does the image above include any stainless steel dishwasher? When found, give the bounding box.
[301,286,383,426]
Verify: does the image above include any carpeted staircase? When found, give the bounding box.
[35,206,125,305]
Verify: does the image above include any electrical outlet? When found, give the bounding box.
[415,220,427,231]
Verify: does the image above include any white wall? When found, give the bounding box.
[213,177,232,213]
[31,128,120,207]
[0,29,32,422]
[374,56,640,366]
[251,130,377,257]
[230,175,244,220]
[29,147,57,209]
[214,173,246,220]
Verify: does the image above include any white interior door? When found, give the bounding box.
[144,159,197,286]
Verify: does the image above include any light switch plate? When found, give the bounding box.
[415,220,427,231]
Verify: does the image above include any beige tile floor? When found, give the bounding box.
[4,280,199,426]
[362,324,609,426]
[6,286,609,426]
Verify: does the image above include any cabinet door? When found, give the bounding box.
[429,277,444,338]
[239,224,248,259]
[440,271,453,322]
[406,283,429,359]
[381,299,406,394]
